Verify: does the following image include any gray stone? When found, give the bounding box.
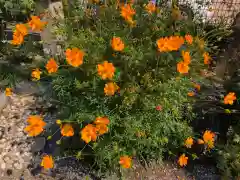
[0,92,9,113]
[15,81,40,95]
[31,137,46,153]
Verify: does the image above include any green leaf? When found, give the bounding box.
[192,153,198,160]
[233,134,240,144]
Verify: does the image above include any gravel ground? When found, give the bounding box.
[0,92,47,180]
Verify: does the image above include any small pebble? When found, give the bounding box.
[6,169,12,176]
[1,163,6,169]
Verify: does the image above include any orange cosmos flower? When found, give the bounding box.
[156,37,168,52]
[185,34,193,45]
[97,61,115,80]
[203,52,211,65]
[28,16,47,32]
[178,154,188,167]
[167,36,185,51]
[15,24,28,36]
[177,61,189,74]
[119,156,132,168]
[81,124,98,143]
[11,31,24,45]
[60,123,74,137]
[224,92,236,105]
[145,2,156,14]
[197,139,204,144]
[94,116,110,136]
[194,83,201,91]
[24,115,46,136]
[95,124,108,135]
[120,4,136,24]
[45,58,58,74]
[31,68,42,81]
[203,130,215,148]
[111,37,125,51]
[94,116,110,125]
[181,51,191,65]
[157,36,184,52]
[188,92,195,97]
[185,137,194,148]
[5,88,12,96]
[65,48,84,67]
[104,82,119,96]
[41,155,54,169]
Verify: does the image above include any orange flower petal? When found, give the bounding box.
[81,124,97,143]
[178,154,188,167]
[65,48,84,67]
[177,61,189,74]
[61,123,74,137]
[5,88,12,96]
[185,137,194,148]
[111,37,125,51]
[46,58,58,73]
[119,156,132,168]
[41,155,54,169]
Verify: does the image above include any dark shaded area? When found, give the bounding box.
[187,12,240,178]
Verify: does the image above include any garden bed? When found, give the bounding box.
[1,0,240,179]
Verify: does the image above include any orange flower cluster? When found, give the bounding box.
[179,130,215,167]
[157,36,184,52]
[31,68,42,81]
[24,115,46,136]
[5,88,12,96]
[65,48,85,67]
[111,37,125,52]
[41,155,54,169]
[224,92,237,105]
[120,4,136,25]
[81,116,110,143]
[177,50,191,74]
[28,16,47,32]
[11,16,46,46]
[104,82,120,96]
[119,155,132,168]
[97,59,119,95]
[45,58,58,74]
[97,61,115,80]
[145,1,156,14]
[11,24,28,45]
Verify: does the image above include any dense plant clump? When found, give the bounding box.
[3,0,239,178]
[0,0,35,19]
